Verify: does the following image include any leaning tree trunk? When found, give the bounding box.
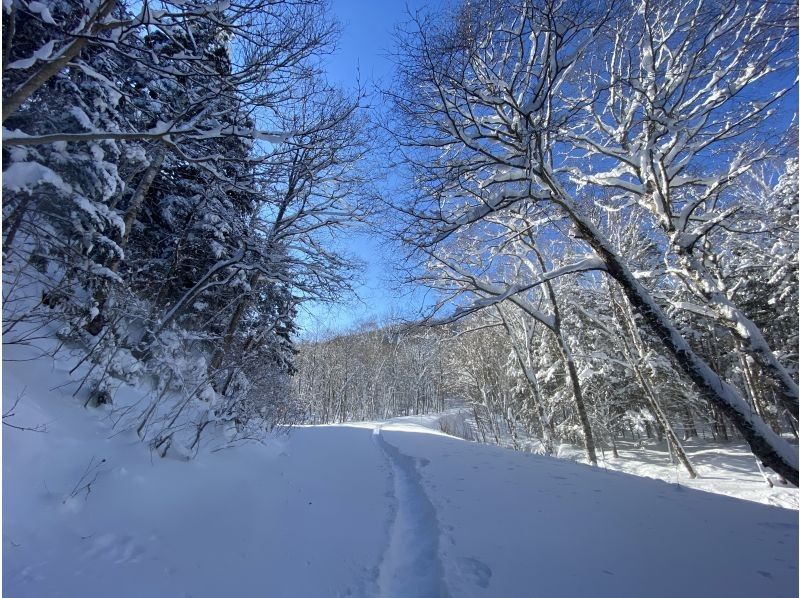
[85,148,166,335]
[2,0,118,123]
[209,272,261,375]
[113,148,166,265]
[543,171,799,485]
[673,245,798,418]
[2,193,31,255]
[635,367,698,479]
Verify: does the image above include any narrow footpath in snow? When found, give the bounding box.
[373,425,451,598]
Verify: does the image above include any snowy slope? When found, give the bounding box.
[375,409,799,509]
[4,353,798,598]
[429,409,799,509]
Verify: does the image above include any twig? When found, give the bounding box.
[64,456,107,503]
[2,390,48,432]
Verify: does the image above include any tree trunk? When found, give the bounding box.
[209,271,261,378]
[531,247,597,466]
[2,193,30,255]
[543,172,798,485]
[85,149,165,335]
[555,334,598,466]
[3,0,118,123]
[497,306,554,455]
[612,288,698,478]
[114,148,166,266]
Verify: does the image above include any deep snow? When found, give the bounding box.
[3,348,799,598]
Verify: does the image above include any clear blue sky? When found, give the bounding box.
[296,0,436,335]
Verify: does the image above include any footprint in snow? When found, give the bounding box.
[456,557,492,589]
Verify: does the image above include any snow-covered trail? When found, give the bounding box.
[373,425,451,598]
[4,422,394,598]
[4,354,798,598]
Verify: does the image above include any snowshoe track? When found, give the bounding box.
[373,426,451,598]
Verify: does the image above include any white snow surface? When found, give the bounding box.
[439,409,799,510]
[4,348,798,598]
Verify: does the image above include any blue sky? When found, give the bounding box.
[296,0,436,335]
[298,0,798,336]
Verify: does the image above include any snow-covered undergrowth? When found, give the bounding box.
[1,287,293,464]
[4,349,798,597]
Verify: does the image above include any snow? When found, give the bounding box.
[378,411,799,509]
[4,346,391,598]
[6,40,56,70]
[4,348,798,598]
[2,160,72,193]
[374,425,450,597]
[252,130,288,144]
[598,441,799,509]
[27,1,56,25]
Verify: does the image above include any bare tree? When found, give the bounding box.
[387,0,798,483]
[570,0,798,417]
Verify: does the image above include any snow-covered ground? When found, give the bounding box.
[391,409,799,509]
[534,434,799,510]
[4,350,798,597]
[592,438,799,509]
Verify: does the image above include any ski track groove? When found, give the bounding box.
[372,426,452,598]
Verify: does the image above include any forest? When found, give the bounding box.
[2,0,798,480]
[3,0,799,595]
